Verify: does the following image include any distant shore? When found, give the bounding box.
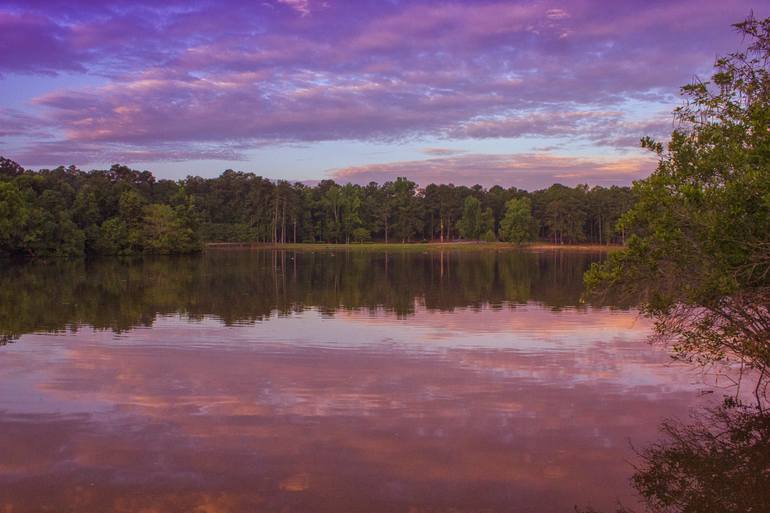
[205,242,623,252]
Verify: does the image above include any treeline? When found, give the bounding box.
[0,156,636,257]
[0,157,199,257]
[185,170,636,245]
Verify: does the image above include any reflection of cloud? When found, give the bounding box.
[0,307,718,512]
[342,304,649,341]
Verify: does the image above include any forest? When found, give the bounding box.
[0,155,635,257]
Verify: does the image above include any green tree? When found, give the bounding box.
[72,189,101,251]
[118,190,145,252]
[538,184,587,244]
[457,196,482,240]
[390,178,422,243]
[500,197,535,244]
[321,182,342,243]
[340,183,362,244]
[351,227,371,243]
[481,207,494,237]
[96,217,130,255]
[142,203,199,254]
[0,182,29,254]
[586,16,770,390]
[0,156,24,178]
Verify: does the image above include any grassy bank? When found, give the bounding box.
[205,242,623,252]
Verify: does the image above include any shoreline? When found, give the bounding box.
[204,242,624,252]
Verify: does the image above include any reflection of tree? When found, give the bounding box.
[0,250,610,342]
[631,401,770,513]
[577,401,770,513]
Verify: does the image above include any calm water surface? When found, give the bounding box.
[0,249,713,512]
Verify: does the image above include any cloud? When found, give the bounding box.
[276,0,311,16]
[420,147,467,156]
[449,111,616,139]
[10,140,246,167]
[0,12,84,74]
[0,0,765,168]
[32,69,464,145]
[0,108,50,138]
[545,8,570,20]
[331,152,657,190]
[28,73,673,156]
[449,110,674,149]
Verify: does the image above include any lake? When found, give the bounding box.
[0,249,714,513]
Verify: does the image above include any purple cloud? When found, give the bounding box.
[11,140,246,167]
[276,0,312,16]
[0,12,84,74]
[0,0,765,180]
[0,107,49,138]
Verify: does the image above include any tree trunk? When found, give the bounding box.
[273,199,278,244]
[598,216,602,245]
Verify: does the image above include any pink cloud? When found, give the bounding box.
[1,0,766,169]
[331,152,657,190]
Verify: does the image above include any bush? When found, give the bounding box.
[352,227,371,243]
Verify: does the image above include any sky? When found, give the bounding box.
[0,0,765,189]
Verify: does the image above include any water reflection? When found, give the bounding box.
[630,401,770,513]
[0,249,613,343]
[0,250,716,512]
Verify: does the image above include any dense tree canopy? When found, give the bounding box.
[0,157,637,257]
[0,163,201,257]
[499,197,536,244]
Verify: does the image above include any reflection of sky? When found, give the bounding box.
[100,304,649,349]
[0,304,717,513]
